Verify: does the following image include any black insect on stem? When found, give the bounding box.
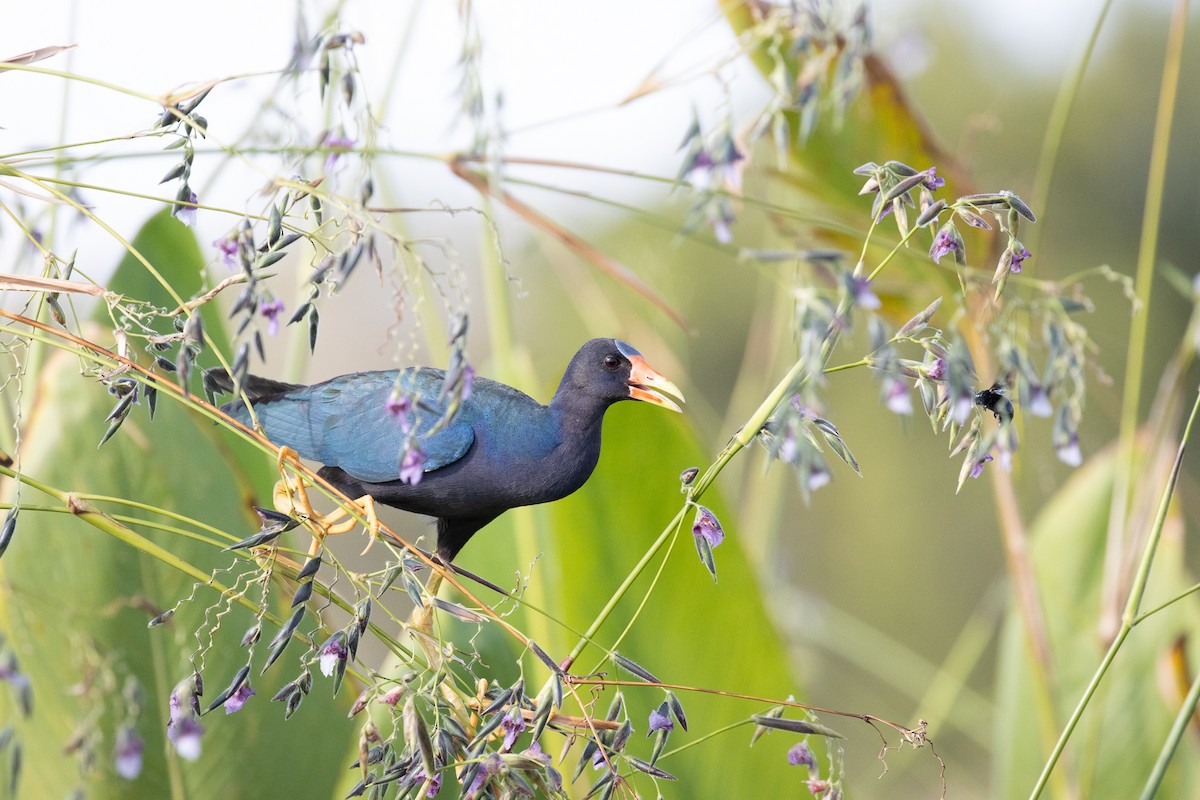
[975,383,1014,423]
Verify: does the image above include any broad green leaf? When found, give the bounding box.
[993,445,1200,799]
[0,213,355,799]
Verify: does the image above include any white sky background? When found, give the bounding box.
[0,1,749,281]
[0,0,1141,294]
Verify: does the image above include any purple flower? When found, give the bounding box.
[952,389,975,425]
[386,393,414,432]
[1056,432,1082,467]
[1028,384,1053,418]
[806,462,831,492]
[524,741,550,765]
[385,394,412,417]
[464,754,502,800]
[0,660,27,693]
[460,364,475,401]
[223,682,255,714]
[716,138,746,192]
[113,725,144,779]
[1007,243,1032,273]
[929,223,961,264]
[399,444,426,485]
[500,707,526,752]
[921,167,944,191]
[684,149,716,190]
[710,201,735,244]
[318,634,348,677]
[322,133,355,173]
[648,708,674,734]
[924,357,946,382]
[175,190,198,227]
[213,234,239,270]
[169,676,200,721]
[789,395,818,419]
[522,743,563,791]
[848,276,880,310]
[167,715,203,761]
[787,741,816,768]
[884,377,912,415]
[408,766,443,798]
[969,451,994,479]
[691,506,724,549]
[259,298,285,336]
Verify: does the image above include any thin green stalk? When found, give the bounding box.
[560,506,688,669]
[1028,0,1115,247]
[1124,383,1200,623]
[1102,0,1190,639]
[1133,582,1200,625]
[865,221,922,283]
[0,463,248,610]
[1139,667,1200,800]
[0,62,162,104]
[658,718,750,760]
[586,512,685,676]
[1028,626,1130,800]
[1029,385,1200,799]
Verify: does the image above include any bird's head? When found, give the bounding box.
[560,339,684,413]
[613,340,684,412]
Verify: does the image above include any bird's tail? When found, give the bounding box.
[203,369,304,401]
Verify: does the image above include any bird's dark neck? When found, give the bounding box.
[549,384,614,443]
[539,387,614,494]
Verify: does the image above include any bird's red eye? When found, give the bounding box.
[603,355,620,370]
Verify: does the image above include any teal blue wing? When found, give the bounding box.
[224,369,473,482]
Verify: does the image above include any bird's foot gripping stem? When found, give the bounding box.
[272,446,381,556]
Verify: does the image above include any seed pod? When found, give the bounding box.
[883,160,918,176]
[147,609,174,628]
[284,688,304,719]
[296,555,322,582]
[882,171,928,203]
[256,250,287,269]
[0,508,17,559]
[751,714,844,739]
[273,232,302,251]
[583,770,614,800]
[47,295,66,326]
[291,580,314,608]
[355,598,372,635]
[159,162,187,184]
[287,302,311,326]
[241,624,261,648]
[629,758,675,781]
[267,203,282,246]
[915,198,946,228]
[480,687,514,717]
[205,665,251,713]
[308,306,320,353]
[666,691,688,732]
[429,597,485,623]
[403,697,435,776]
[611,653,659,684]
[604,692,624,722]
[1003,190,1037,222]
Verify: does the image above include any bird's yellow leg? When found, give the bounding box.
[271,447,380,556]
